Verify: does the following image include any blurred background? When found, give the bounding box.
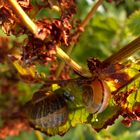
[0,0,140,139]
[5,121,140,140]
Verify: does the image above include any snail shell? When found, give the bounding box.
[26,91,68,128]
[82,78,111,114]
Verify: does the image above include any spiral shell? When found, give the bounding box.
[82,78,111,114]
[26,91,68,129]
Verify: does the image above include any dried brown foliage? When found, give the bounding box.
[0,0,17,34]
[21,36,57,65]
[0,0,32,35]
[0,37,9,62]
[0,119,29,139]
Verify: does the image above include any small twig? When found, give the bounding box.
[34,130,44,140]
[55,0,104,77]
[103,36,140,66]
[79,0,104,29]
[8,0,91,77]
[72,0,104,41]
[55,46,74,77]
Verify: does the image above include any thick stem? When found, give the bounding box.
[8,0,37,35]
[103,36,140,66]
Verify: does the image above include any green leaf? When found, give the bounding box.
[127,10,140,36]
[25,59,140,136]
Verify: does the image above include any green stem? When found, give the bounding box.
[8,0,37,35]
[55,45,74,77]
[34,130,44,140]
[56,47,91,77]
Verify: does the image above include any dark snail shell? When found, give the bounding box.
[26,91,68,129]
[82,78,111,114]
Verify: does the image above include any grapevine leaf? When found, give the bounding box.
[127,10,140,36]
